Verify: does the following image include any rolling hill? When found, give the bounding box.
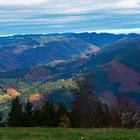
[0,34,99,71]
[1,32,140,71]
[0,33,140,114]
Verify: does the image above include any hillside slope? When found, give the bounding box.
[1,33,140,71]
[0,35,99,71]
[0,34,140,112]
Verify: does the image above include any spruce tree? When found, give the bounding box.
[57,103,68,125]
[41,101,57,127]
[23,100,33,127]
[32,109,43,127]
[7,97,23,127]
[0,112,3,127]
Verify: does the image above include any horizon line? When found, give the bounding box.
[1,28,140,37]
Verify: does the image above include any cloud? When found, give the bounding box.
[0,0,46,5]
[0,0,140,35]
[0,0,140,14]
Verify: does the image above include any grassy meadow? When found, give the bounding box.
[0,128,140,140]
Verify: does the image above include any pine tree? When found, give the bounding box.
[7,97,23,127]
[23,100,33,127]
[41,101,57,127]
[0,111,3,127]
[57,103,68,125]
[32,109,43,127]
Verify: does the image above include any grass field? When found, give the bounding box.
[0,128,140,140]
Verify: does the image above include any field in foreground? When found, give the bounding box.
[0,128,140,140]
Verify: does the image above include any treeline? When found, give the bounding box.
[1,98,70,127]
[0,77,140,128]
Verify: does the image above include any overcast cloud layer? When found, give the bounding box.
[0,0,140,35]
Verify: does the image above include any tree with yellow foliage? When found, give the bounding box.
[59,115,71,128]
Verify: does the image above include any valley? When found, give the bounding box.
[0,32,140,118]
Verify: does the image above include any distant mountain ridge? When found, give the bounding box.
[0,34,100,71]
[0,32,140,71]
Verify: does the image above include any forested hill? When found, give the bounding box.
[0,33,140,71]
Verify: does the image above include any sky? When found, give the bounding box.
[0,0,140,35]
